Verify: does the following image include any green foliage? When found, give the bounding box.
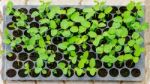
[58,42,69,50]
[116,27,128,37]
[70,26,78,33]
[67,8,76,16]
[88,31,97,38]
[101,55,117,67]
[93,35,103,46]
[48,54,55,63]
[104,6,112,14]
[49,20,57,29]
[51,29,58,36]
[6,1,13,15]
[118,38,125,45]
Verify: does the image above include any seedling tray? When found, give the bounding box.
[2,5,145,81]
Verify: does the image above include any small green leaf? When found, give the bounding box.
[36,58,43,67]
[81,20,91,28]
[70,26,78,33]
[118,38,125,45]
[79,26,87,33]
[104,6,112,14]
[51,29,58,36]
[48,54,55,63]
[132,32,140,39]
[133,57,139,63]
[35,67,42,74]
[62,30,71,37]
[127,1,135,11]
[93,35,103,46]
[50,20,57,29]
[124,46,131,53]
[89,58,95,68]
[98,13,105,19]
[58,42,69,50]
[67,45,75,51]
[83,7,94,13]
[31,11,39,17]
[88,31,97,38]
[137,10,144,17]
[58,62,66,69]
[115,45,122,52]
[39,18,50,24]
[99,22,106,27]
[67,8,76,16]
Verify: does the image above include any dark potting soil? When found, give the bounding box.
[58,14,68,20]
[109,68,119,77]
[126,60,135,68]
[29,8,38,14]
[12,16,19,22]
[27,15,33,22]
[70,61,78,69]
[95,60,102,68]
[96,29,102,35]
[108,20,113,27]
[18,8,28,14]
[88,52,96,59]
[30,69,40,77]
[115,61,124,68]
[18,52,28,61]
[98,53,106,59]
[24,30,31,38]
[105,14,113,21]
[7,22,15,30]
[55,52,62,61]
[13,45,22,53]
[111,6,118,13]
[76,52,82,60]
[35,16,41,21]
[64,54,70,60]
[12,61,23,69]
[98,68,108,77]
[53,68,63,77]
[74,44,80,52]
[6,52,16,61]
[92,45,96,52]
[29,52,39,61]
[30,22,39,28]
[6,69,16,77]
[131,68,141,77]
[41,69,51,77]
[47,62,57,69]
[47,44,57,51]
[52,37,63,44]
[120,68,130,77]
[24,60,34,69]
[18,69,28,77]
[13,29,23,37]
[92,13,99,20]
[74,22,81,27]
[119,6,127,13]
[103,63,113,68]
[132,7,138,13]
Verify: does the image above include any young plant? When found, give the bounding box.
[101,54,117,67]
[87,58,97,76]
